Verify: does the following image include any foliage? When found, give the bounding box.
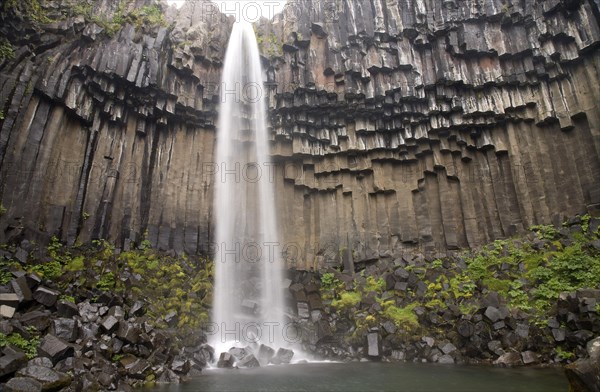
[96,272,116,291]
[0,332,40,359]
[30,260,62,279]
[381,303,419,329]
[331,291,361,312]
[0,259,20,285]
[0,39,15,61]
[365,276,385,293]
[530,224,560,241]
[72,1,166,38]
[555,346,575,361]
[320,272,339,290]
[3,0,51,23]
[0,203,6,216]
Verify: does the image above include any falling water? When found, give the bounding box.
[211,21,285,355]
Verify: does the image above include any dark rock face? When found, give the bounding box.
[0,0,598,267]
[565,337,600,392]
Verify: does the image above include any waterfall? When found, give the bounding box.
[211,20,285,356]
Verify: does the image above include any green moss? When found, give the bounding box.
[331,291,361,311]
[382,303,419,329]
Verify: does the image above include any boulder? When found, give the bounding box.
[0,351,28,377]
[438,354,455,364]
[56,301,78,318]
[0,305,16,318]
[257,344,275,365]
[238,353,260,368]
[101,315,119,333]
[484,306,504,323]
[39,335,73,364]
[19,311,51,332]
[367,332,380,357]
[521,351,539,365]
[52,318,78,343]
[271,348,294,364]
[4,377,43,392]
[170,355,191,374]
[216,352,234,368]
[0,293,20,308]
[494,352,523,367]
[565,337,600,392]
[33,287,60,307]
[16,366,71,391]
[11,277,32,303]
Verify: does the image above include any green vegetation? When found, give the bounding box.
[319,214,600,348]
[72,1,167,38]
[0,332,40,359]
[0,203,6,216]
[0,234,213,333]
[2,0,51,24]
[382,302,419,328]
[254,27,283,58]
[0,39,15,61]
[331,291,361,311]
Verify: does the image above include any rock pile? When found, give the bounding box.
[0,270,213,390]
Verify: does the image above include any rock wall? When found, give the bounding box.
[1,0,600,270]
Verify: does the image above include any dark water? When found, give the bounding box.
[153,362,568,392]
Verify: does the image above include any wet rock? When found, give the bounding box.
[11,276,32,303]
[28,357,53,368]
[484,306,504,323]
[439,342,457,355]
[157,368,180,384]
[257,344,276,365]
[19,311,51,332]
[494,352,522,367]
[78,303,99,322]
[238,353,260,368]
[129,301,145,317]
[438,354,454,364]
[297,302,310,319]
[33,287,60,307]
[0,293,20,308]
[0,305,16,318]
[521,351,539,365]
[170,355,191,374]
[117,321,141,344]
[457,320,474,338]
[101,315,119,333]
[382,321,397,335]
[126,358,151,379]
[271,348,294,364]
[565,338,600,392]
[216,352,234,368]
[552,328,566,342]
[16,366,71,391]
[0,351,28,377]
[39,334,73,364]
[4,377,43,392]
[488,340,505,356]
[56,301,78,318]
[367,332,380,357]
[52,318,78,342]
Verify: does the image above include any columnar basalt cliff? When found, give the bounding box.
[1,0,599,270]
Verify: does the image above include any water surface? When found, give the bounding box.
[153,362,568,392]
